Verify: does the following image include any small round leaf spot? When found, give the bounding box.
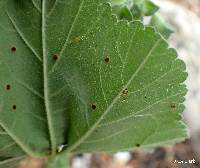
[91,104,97,110]
[104,57,110,63]
[136,143,140,147]
[6,84,11,91]
[12,105,17,111]
[74,37,81,43]
[122,88,128,96]
[144,96,147,99]
[53,54,59,61]
[170,104,176,108]
[11,47,16,52]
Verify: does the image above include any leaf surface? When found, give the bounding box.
[0,0,187,158]
[0,156,26,168]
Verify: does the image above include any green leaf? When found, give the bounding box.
[132,0,159,17]
[109,0,127,6]
[112,5,133,21]
[0,156,26,168]
[0,0,187,160]
[141,0,159,16]
[108,0,159,22]
[46,155,71,168]
[0,127,24,158]
[130,4,143,20]
[150,14,175,39]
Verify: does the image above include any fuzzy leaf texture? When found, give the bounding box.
[0,0,187,166]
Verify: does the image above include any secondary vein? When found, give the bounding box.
[6,11,42,62]
[48,0,85,73]
[64,38,162,153]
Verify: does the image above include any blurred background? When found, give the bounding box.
[16,0,200,167]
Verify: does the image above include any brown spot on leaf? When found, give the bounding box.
[11,47,16,52]
[104,57,110,63]
[73,37,81,43]
[53,54,59,61]
[91,104,97,110]
[5,84,11,91]
[170,104,176,109]
[12,105,16,111]
[136,143,140,147]
[122,88,128,96]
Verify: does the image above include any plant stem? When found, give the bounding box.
[46,154,71,168]
[46,156,56,168]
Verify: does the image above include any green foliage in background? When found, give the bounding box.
[109,0,174,38]
[0,0,187,167]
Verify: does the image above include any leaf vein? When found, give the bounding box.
[129,67,181,95]
[47,0,58,17]
[0,142,16,152]
[6,11,42,62]
[84,127,131,144]
[49,0,85,73]
[15,79,44,100]
[42,0,56,156]
[32,0,41,13]
[97,91,185,127]
[120,23,139,84]
[65,36,162,152]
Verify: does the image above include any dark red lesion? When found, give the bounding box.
[104,57,110,63]
[122,88,128,96]
[11,47,16,52]
[91,104,97,110]
[5,84,11,91]
[136,143,140,147]
[52,54,59,61]
[12,105,17,111]
[170,103,176,109]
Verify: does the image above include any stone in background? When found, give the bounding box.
[153,0,200,133]
[153,0,200,156]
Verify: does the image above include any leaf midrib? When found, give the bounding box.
[42,0,86,156]
[48,0,86,74]
[42,0,56,156]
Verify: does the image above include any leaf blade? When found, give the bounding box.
[0,156,26,168]
[46,2,187,153]
[0,0,188,157]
